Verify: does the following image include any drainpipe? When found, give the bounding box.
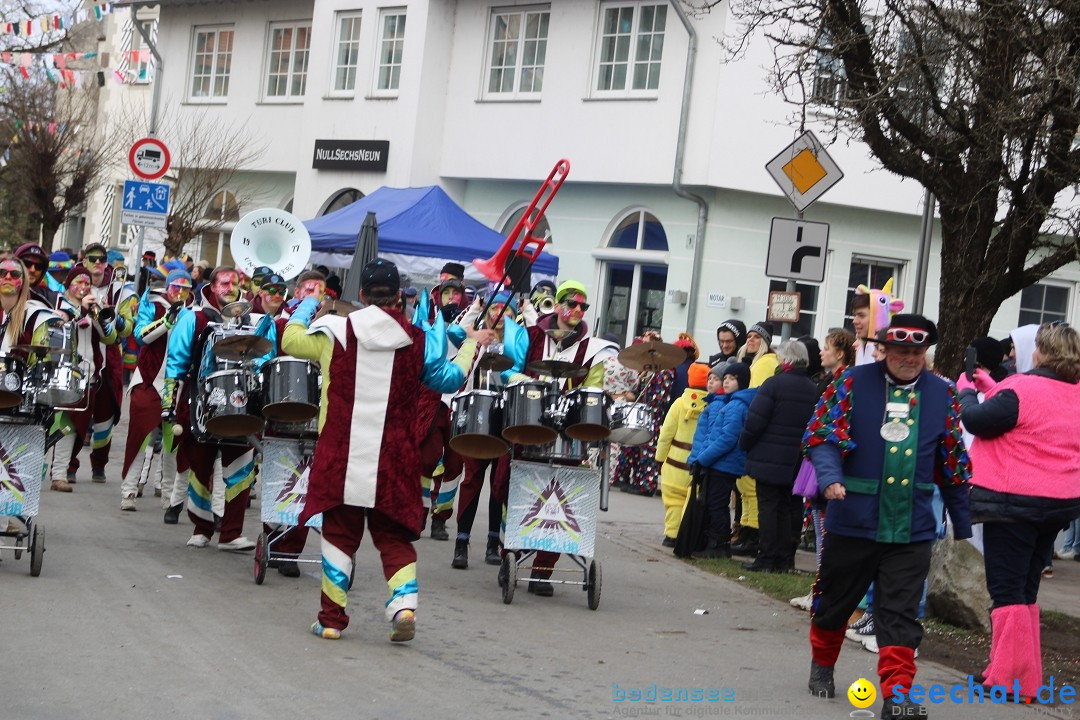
[669,0,709,334]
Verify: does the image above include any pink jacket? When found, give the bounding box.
[970,374,1080,499]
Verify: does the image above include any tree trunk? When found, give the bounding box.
[40,222,59,253]
[935,280,997,380]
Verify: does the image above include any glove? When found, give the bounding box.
[161,377,178,422]
[954,373,977,394]
[971,367,997,394]
[166,301,183,326]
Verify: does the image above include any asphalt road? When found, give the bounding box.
[0,416,1057,720]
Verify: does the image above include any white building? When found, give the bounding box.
[101,0,1078,354]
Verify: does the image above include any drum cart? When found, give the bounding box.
[0,423,51,577]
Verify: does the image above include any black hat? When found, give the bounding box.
[440,262,465,280]
[716,319,747,346]
[15,243,48,265]
[260,273,287,290]
[721,362,751,391]
[972,336,1003,370]
[361,259,400,293]
[873,314,938,347]
[439,277,465,293]
[748,321,774,347]
[142,250,157,260]
[252,266,273,280]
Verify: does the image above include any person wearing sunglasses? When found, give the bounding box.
[251,272,287,317]
[119,262,193,513]
[15,243,58,308]
[802,313,972,717]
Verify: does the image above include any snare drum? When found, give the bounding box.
[564,387,610,442]
[31,360,86,407]
[502,380,557,446]
[262,357,319,423]
[0,353,27,408]
[520,434,589,465]
[609,403,655,446]
[450,390,507,460]
[203,369,263,436]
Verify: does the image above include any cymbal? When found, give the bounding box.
[618,341,685,372]
[477,353,513,372]
[316,300,356,319]
[527,359,587,379]
[221,300,252,319]
[213,334,273,361]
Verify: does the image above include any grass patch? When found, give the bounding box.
[687,557,815,603]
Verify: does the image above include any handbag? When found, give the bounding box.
[792,458,818,499]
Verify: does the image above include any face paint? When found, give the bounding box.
[441,286,464,308]
[0,261,24,296]
[486,303,516,326]
[558,292,587,327]
[212,272,240,304]
[296,280,325,301]
[166,282,192,304]
[69,274,92,300]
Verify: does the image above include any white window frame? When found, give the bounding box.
[844,255,905,328]
[482,6,550,100]
[131,19,157,85]
[372,8,406,96]
[329,10,363,97]
[263,20,312,102]
[189,25,235,101]
[1018,280,1072,327]
[592,1,667,98]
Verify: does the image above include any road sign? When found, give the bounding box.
[765,131,843,212]
[128,137,171,180]
[121,180,171,229]
[767,290,801,324]
[766,217,829,282]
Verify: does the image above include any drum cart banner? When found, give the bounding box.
[506,461,600,557]
[259,438,321,528]
[0,425,46,518]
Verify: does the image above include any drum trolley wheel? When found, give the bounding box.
[499,549,599,609]
[1,516,44,577]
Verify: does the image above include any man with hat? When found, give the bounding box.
[281,258,465,641]
[119,262,192,512]
[802,314,972,718]
[708,319,746,367]
[15,243,57,307]
[252,272,287,318]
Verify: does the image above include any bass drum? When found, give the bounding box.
[609,404,655,447]
[262,357,319,423]
[203,370,263,436]
[563,387,610,442]
[502,380,557,446]
[449,390,507,460]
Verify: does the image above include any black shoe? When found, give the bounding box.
[662,536,677,548]
[691,542,731,560]
[484,536,501,565]
[528,580,554,597]
[742,558,776,572]
[808,661,835,698]
[278,561,301,578]
[163,504,183,525]
[730,528,759,557]
[882,697,927,718]
[430,517,449,541]
[451,538,469,569]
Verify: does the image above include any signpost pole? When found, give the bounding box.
[779,208,804,343]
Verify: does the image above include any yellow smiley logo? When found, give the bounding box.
[847,678,877,709]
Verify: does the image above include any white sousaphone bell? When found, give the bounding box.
[229,208,312,280]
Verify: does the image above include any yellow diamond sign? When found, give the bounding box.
[766,131,844,212]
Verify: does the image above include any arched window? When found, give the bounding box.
[498,203,553,243]
[593,209,669,347]
[200,190,240,267]
[321,188,364,215]
[204,189,240,222]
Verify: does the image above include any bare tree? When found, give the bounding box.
[710,0,1080,376]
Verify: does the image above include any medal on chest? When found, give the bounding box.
[881,387,916,442]
[880,420,910,442]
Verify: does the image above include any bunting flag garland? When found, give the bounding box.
[2,4,113,37]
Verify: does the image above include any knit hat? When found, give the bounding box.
[15,243,48,266]
[709,360,731,380]
[106,249,125,266]
[687,362,710,389]
[748,322,774,347]
[972,336,1004,370]
[555,279,587,304]
[490,290,519,314]
[722,362,751,391]
[66,265,91,286]
[440,262,465,280]
[674,332,700,361]
[716,319,747,348]
[166,266,192,287]
[361,258,400,293]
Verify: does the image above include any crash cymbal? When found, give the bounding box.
[213,334,273,361]
[221,300,252,319]
[526,359,587,379]
[477,353,514,372]
[316,300,356,319]
[617,341,685,372]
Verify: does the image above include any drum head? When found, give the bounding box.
[502,424,558,446]
[565,423,611,442]
[449,434,509,460]
[205,414,264,437]
[263,401,318,423]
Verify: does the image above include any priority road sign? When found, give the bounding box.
[128,137,171,180]
[765,131,843,212]
[121,179,171,229]
[766,217,829,283]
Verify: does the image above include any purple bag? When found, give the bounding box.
[792,458,818,499]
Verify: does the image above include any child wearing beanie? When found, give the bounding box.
[655,362,711,546]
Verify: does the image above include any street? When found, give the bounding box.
[0,415,1057,720]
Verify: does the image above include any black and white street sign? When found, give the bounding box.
[766,217,829,283]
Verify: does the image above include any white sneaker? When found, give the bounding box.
[186,534,211,548]
[217,536,256,552]
[789,592,812,611]
[120,497,137,511]
[861,635,879,653]
[1055,549,1077,561]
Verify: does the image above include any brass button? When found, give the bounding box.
[887,477,896,484]
[894,390,902,398]
[901,478,910,486]
[890,447,898,454]
[907,419,915,426]
[905,449,913,456]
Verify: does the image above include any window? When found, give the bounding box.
[1018,283,1070,326]
[485,7,550,97]
[191,26,234,99]
[845,258,903,330]
[132,19,156,84]
[332,12,362,94]
[768,280,819,339]
[499,204,552,243]
[204,190,240,223]
[266,21,312,99]
[811,47,847,106]
[375,10,406,93]
[597,210,669,346]
[321,188,364,215]
[595,2,666,94]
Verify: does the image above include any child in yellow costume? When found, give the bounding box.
[655,362,711,545]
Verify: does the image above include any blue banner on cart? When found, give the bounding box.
[0,425,46,518]
[259,439,321,528]
[505,461,600,557]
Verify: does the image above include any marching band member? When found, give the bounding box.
[282,259,465,642]
[448,291,527,569]
[52,265,118,492]
[118,263,192,512]
[499,279,618,596]
[15,243,58,308]
[162,267,268,551]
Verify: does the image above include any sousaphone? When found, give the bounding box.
[229,208,312,280]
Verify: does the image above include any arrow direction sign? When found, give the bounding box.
[121,179,171,229]
[766,217,829,283]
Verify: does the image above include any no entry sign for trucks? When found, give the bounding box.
[128,137,171,180]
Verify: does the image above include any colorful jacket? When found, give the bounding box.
[688,388,757,476]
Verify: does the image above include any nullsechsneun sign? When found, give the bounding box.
[312,140,390,172]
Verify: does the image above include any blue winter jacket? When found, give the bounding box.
[688,388,757,475]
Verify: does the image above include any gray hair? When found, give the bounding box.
[776,339,808,367]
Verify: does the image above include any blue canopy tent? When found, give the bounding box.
[304,186,559,286]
